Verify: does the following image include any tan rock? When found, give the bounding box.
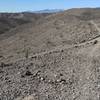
[23,95,35,100]
[15,95,35,100]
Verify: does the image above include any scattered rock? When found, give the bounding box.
[60,78,66,84]
[93,40,98,44]
[59,73,63,76]
[25,70,33,76]
[74,45,78,48]
[21,70,33,78]
[40,77,44,81]
[56,79,60,82]
[0,62,12,68]
[61,50,64,52]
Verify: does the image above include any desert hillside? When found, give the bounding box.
[0,8,100,62]
[0,8,100,100]
[0,12,49,35]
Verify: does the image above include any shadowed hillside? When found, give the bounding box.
[0,12,50,35]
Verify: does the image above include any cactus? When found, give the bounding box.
[25,49,29,59]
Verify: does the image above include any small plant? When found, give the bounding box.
[25,49,29,59]
[23,39,30,59]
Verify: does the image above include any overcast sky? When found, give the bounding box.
[0,0,100,12]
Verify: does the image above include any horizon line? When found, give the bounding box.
[0,7,100,13]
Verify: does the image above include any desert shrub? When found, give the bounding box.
[93,40,98,45]
[0,62,4,68]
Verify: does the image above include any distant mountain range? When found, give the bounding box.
[29,9,64,13]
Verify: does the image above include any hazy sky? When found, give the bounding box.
[0,0,100,12]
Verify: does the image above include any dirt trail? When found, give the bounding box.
[2,21,100,64]
[89,21,100,56]
[90,20,100,33]
[29,21,100,58]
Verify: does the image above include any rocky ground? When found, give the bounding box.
[0,40,100,100]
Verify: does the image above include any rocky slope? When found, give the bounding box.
[0,8,100,62]
[0,8,100,100]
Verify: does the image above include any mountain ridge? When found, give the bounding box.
[24,9,64,13]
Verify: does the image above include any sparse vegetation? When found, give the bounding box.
[25,49,29,59]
